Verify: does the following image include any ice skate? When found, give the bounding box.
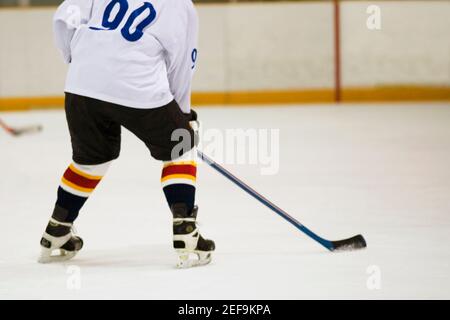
[38,218,83,264]
[171,203,215,269]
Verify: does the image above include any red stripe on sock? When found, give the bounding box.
[162,164,197,179]
[63,167,101,189]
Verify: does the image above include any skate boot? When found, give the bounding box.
[171,203,215,268]
[38,209,83,264]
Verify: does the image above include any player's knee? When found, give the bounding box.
[71,160,113,177]
[150,132,197,162]
[72,148,120,167]
[170,123,198,160]
[163,148,197,165]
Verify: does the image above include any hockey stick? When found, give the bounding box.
[0,118,42,137]
[198,150,367,252]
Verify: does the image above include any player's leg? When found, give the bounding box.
[162,150,215,268]
[120,100,215,268]
[39,161,112,263]
[39,94,121,263]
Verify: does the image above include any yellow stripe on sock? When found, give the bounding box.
[161,174,196,183]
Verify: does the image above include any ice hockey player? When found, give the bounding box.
[38,0,215,268]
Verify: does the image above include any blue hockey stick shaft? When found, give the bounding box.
[197,150,335,251]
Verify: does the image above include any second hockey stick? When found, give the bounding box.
[0,118,42,137]
[198,150,367,252]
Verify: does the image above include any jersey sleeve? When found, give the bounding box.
[156,1,199,114]
[53,0,94,64]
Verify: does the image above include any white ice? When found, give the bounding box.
[1,103,449,299]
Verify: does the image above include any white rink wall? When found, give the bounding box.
[341,1,450,87]
[197,2,335,91]
[0,1,449,98]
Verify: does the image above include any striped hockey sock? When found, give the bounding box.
[53,161,111,223]
[161,159,197,213]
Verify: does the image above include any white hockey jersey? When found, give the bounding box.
[53,0,198,113]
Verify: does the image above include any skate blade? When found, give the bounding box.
[176,251,212,269]
[38,248,78,264]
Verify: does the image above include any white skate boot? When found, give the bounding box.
[171,203,215,268]
[38,218,83,264]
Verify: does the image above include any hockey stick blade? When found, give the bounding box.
[0,118,42,137]
[10,125,43,136]
[331,234,367,252]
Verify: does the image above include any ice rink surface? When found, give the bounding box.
[1,102,449,299]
